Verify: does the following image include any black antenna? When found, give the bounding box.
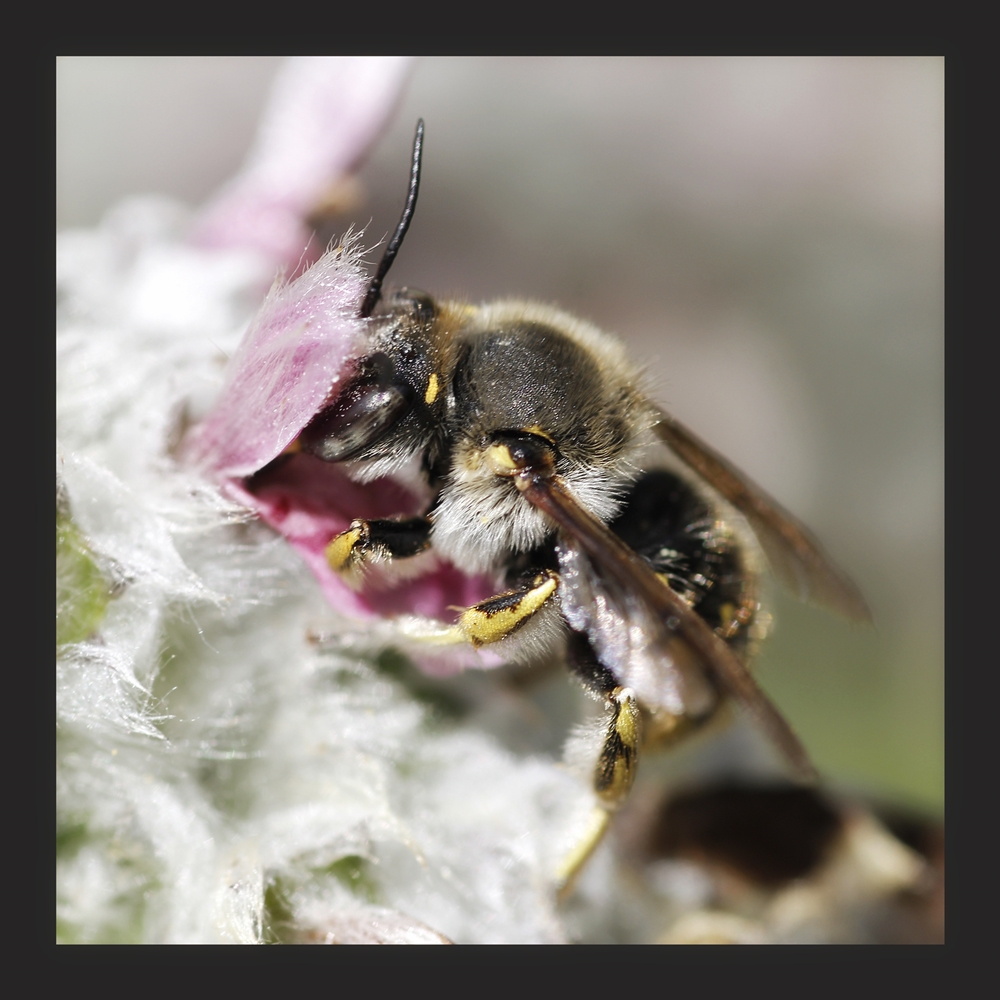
[358,118,424,319]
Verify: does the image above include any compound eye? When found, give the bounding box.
[300,356,415,463]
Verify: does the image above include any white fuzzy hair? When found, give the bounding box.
[56,197,642,944]
[431,457,632,575]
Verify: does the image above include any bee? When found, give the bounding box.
[258,121,872,892]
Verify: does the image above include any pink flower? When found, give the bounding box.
[189,56,412,274]
[184,58,496,664]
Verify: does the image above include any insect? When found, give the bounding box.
[254,120,872,892]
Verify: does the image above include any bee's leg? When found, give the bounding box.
[556,633,642,898]
[555,688,642,898]
[456,570,559,647]
[396,569,560,648]
[593,686,642,809]
[325,517,432,573]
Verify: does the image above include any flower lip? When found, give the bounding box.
[235,449,493,622]
[185,243,496,642]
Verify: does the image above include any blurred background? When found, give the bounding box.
[57,56,943,814]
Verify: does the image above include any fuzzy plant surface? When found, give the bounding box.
[57,57,940,945]
[56,188,618,944]
[56,57,604,945]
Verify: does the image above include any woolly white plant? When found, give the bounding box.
[59,181,688,941]
[55,57,638,946]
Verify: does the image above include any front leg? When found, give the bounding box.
[325,517,433,573]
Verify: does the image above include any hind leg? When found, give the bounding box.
[556,687,642,897]
[555,632,648,897]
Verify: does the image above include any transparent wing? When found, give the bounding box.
[653,407,872,623]
[556,536,718,721]
[521,473,817,784]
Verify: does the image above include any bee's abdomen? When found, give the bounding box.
[608,470,756,652]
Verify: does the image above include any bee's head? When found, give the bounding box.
[297,287,449,476]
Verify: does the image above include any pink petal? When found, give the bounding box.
[189,56,413,272]
[184,242,370,479]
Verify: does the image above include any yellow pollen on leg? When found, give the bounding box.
[613,691,641,750]
[325,526,363,572]
[424,373,440,404]
[458,574,558,646]
[595,689,641,807]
